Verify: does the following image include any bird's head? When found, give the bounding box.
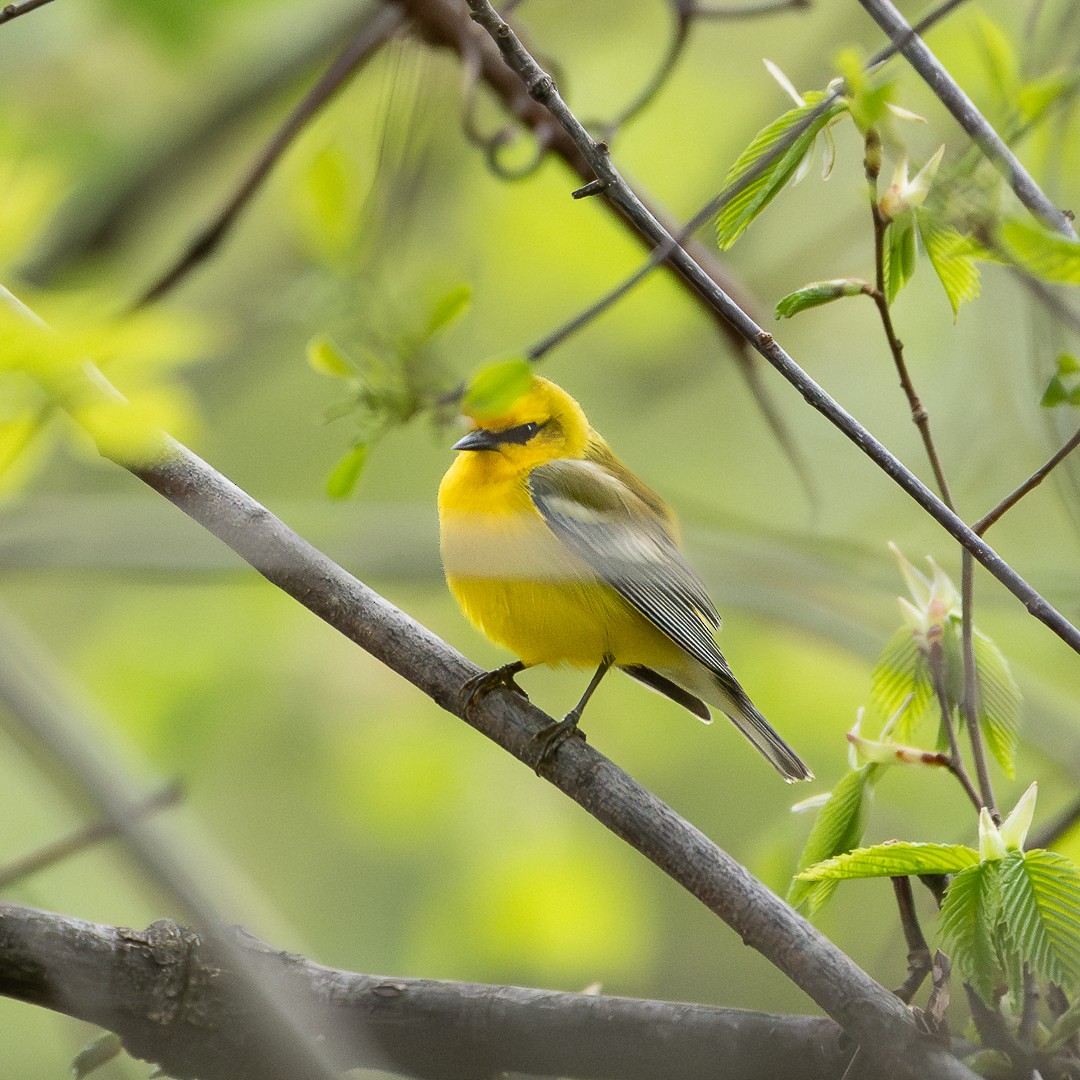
[452,375,591,466]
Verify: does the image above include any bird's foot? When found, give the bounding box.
[533,710,586,773]
[461,661,528,720]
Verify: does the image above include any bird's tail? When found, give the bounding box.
[660,660,813,782]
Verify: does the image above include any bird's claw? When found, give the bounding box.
[461,661,528,720]
[533,712,586,773]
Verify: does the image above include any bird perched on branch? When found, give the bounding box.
[438,371,811,782]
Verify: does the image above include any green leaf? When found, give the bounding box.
[306,335,354,379]
[883,214,918,303]
[869,627,935,742]
[917,213,981,318]
[424,284,472,339]
[1042,355,1080,408]
[71,1032,124,1079]
[1000,220,1080,285]
[325,442,370,499]
[833,47,893,133]
[798,841,979,882]
[1000,849,1080,990]
[462,357,532,418]
[788,766,879,912]
[715,95,847,250]
[972,629,1021,779]
[1042,374,1070,408]
[775,278,869,319]
[974,14,1020,106]
[1017,70,1080,125]
[939,860,1004,1001]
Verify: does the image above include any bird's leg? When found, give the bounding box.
[535,655,614,771]
[461,660,529,719]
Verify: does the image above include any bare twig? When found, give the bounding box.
[0,902,855,1080]
[891,876,933,1004]
[457,2,1080,657]
[927,639,983,813]
[959,553,998,822]
[136,3,406,307]
[864,128,955,509]
[0,0,55,25]
[0,781,183,890]
[692,0,809,16]
[857,0,1077,239]
[973,426,1080,535]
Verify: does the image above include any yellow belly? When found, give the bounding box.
[446,571,681,668]
[439,455,684,669]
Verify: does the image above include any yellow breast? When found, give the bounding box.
[438,452,681,669]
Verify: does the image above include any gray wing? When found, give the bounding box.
[527,458,731,676]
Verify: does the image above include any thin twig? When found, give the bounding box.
[959,552,998,822]
[692,0,809,16]
[857,0,1077,239]
[457,3,1080,657]
[136,3,406,307]
[864,128,955,510]
[973,425,1080,535]
[591,7,691,141]
[891,876,933,1004]
[0,781,183,890]
[927,639,983,813]
[0,0,55,25]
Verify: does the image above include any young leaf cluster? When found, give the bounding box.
[307,284,471,498]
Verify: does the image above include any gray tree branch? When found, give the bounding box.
[0,901,856,1080]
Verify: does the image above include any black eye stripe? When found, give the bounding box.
[497,420,546,445]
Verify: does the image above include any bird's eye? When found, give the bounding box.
[499,420,546,445]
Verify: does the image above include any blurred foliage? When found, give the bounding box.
[0,1,1079,1077]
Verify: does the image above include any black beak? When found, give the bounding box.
[452,427,501,452]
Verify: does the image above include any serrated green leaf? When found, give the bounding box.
[788,766,879,912]
[775,278,869,319]
[883,215,918,303]
[306,335,354,379]
[424,284,472,339]
[71,1032,124,1079]
[1000,220,1080,285]
[715,96,847,250]
[462,357,532,418]
[325,442,369,499]
[972,629,1021,779]
[917,213,981,318]
[1000,849,1080,991]
[939,861,1004,1001]
[870,627,936,741]
[798,841,979,882]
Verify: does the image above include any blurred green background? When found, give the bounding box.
[1,0,1079,1075]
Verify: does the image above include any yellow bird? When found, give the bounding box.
[438,374,811,782]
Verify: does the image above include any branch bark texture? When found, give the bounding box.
[0,901,854,1080]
